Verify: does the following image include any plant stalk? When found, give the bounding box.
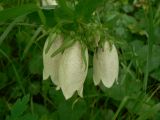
[143,1,154,93]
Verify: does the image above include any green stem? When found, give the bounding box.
[143,1,154,92]
[112,96,129,120]
[0,49,25,95]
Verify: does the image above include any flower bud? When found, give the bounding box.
[43,34,62,89]
[93,41,119,88]
[59,41,88,99]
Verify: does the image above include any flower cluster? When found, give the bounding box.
[42,0,119,100]
[43,34,119,99]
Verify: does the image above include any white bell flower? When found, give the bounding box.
[42,0,57,6]
[93,41,119,88]
[58,41,88,99]
[43,34,62,89]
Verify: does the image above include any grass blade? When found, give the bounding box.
[0,16,24,46]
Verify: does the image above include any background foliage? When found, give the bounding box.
[0,0,160,120]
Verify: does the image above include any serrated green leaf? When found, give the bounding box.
[11,94,30,118]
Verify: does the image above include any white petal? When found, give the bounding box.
[59,41,88,99]
[42,0,57,6]
[93,42,119,88]
[43,34,62,87]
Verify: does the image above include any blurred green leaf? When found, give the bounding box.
[19,113,38,120]
[0,4,39,22]
[75,0,105,22]
[0,72,8,90]
[33,103,49,118]
[137,103,160,120]
[29,54,43,75]
[58,100,87,120]
[151,69,160,82]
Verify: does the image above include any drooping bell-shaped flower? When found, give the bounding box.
[42,0,57,6]
[93,41,119,88]
[43,34,63,89]
[58,41,88,99]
